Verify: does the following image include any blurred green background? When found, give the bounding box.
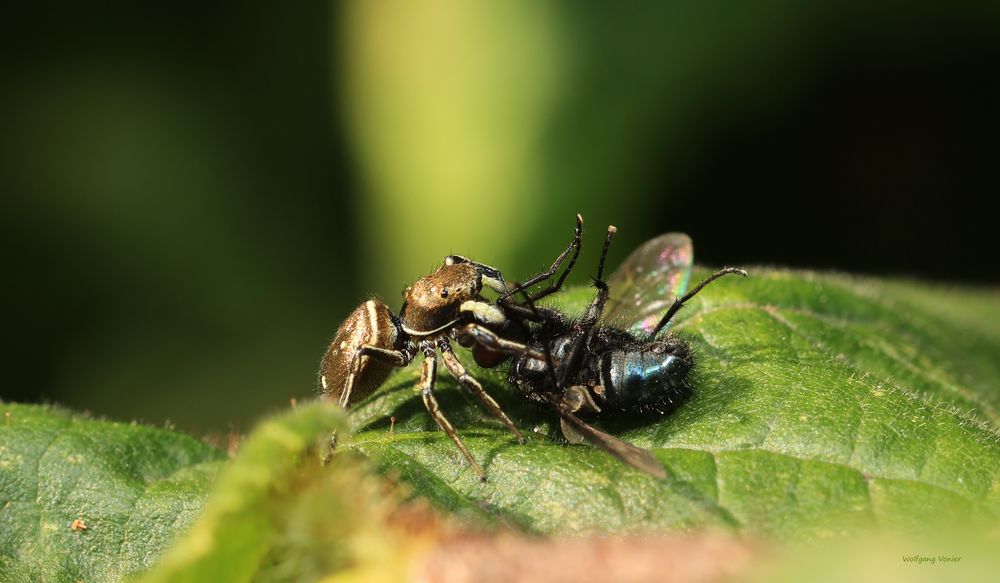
[3,1,997,433]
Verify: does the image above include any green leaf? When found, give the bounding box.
[0,403,225,582]
[347,269,1000,540]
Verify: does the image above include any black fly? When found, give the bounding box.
[472,225,747,478]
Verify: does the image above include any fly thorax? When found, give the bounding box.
[512,335,576,398]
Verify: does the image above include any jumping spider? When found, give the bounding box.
[319,215,584,480]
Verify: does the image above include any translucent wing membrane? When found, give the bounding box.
[605,233,693,335]
[556,404,667,479]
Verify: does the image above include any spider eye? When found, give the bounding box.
[441,289,449,298]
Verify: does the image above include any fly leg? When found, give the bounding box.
[649,267,748,337]
[577,224,618,326]
[558,224,617,387]
[499,213,583,303]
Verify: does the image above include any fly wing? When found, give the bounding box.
[555,403,667,479]
[604,232,693,335]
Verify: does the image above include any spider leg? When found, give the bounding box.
[444,255,507,293]
[419,346,486,481]
[454,322,543,360]
[336,345,412,408]
[438,340,524,444]
[322,344,412,464]
[497,301,563,323]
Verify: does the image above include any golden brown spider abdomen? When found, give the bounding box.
[319,299,399,406]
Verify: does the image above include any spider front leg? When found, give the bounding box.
[453,322,544,361]
[444,255,508,293]
[460,297,560,325]
[418,345,486,481]
[438,339,524,444]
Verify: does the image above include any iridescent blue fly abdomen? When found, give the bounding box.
[597,339,693,412]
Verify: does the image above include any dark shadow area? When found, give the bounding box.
[658,27,999,283]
